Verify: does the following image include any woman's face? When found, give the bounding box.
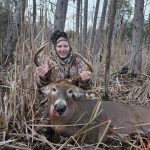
[56,41,70,59]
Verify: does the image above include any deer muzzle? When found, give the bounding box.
[54,102,66,114]
[50,99,67,117]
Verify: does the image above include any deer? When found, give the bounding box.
[41,79,150,144]
[34,43,150,144]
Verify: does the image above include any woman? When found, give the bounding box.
[35,30,93,137]
[36,30,93,90]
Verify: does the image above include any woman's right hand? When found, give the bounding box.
[36,65,49,77]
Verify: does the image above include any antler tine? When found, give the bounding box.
[34,42,49,67]
[74,52,93,73]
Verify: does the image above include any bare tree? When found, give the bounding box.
[93,0,108,58]
[39,1,44,27]
[0,1,10,41]
[33,0,36,35]
[90,0,100,51]
[104,0,118,98]
[82,0,88,56]
[76,0,81,50]
[128,0,144,75]
[79,0,83,52]
[54,0,68,31]
[144,13,150,75]
[148,13,150,52]
[3,0,26,64]
[118,17,127,42]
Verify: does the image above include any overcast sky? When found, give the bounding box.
[66,0,150,30]
[28,0,150,30]
[65,0,104,30]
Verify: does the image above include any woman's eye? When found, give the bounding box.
[64,45,69,48]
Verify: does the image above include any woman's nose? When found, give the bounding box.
[61,46,65,50]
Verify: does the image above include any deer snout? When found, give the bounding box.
[54,102,66,114]
[54,99,67,115]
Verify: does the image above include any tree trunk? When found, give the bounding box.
[76,0,81,51]
[39,2,44,27]
[93,0,108,58]
[90,0,100,51]
[147,13,150,52]
[119,17,127,42]
[54,0,68,31]
[144,13,150,75]
[82,0,88,56]
[128,0,144,75]
[104,0,118,99]
[33,0,36,36]
[3,0,26,64]
[79,0,83,52]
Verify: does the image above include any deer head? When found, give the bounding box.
[43,80,86,119]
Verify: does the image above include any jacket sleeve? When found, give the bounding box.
[76,58,93,90]
[36,57,52,88]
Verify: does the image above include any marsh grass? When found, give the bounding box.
[0,24,150,149]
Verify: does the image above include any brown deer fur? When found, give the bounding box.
[41,80,150,144]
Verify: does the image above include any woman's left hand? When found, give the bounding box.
[80,71,92,81]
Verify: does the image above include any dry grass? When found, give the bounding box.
[0,26,150,149]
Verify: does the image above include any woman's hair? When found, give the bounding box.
[50,30,68,45]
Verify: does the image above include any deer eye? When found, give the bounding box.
[52,88,56,91]
[67,89,74,97]
[68,89,73,94]
[51,87,58,95]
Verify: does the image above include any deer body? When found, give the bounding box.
[43,80,150,144]
[101,102,150,134]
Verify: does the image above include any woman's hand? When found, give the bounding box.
[36,65,49,77]
[79,71,92,81]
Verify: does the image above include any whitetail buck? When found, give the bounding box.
[40,80,150,144]
[34,44,150,144]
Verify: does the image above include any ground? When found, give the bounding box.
[1,73,150,149]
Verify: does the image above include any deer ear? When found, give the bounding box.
[40,85,52,95]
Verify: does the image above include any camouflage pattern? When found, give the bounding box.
[36,52,92,90]
[35,52,92,131]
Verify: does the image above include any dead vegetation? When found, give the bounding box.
[1,31,150,150]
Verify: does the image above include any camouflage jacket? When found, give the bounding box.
[36,52,93,90]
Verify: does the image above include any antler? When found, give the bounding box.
[74,52,93,73]
[34,42,49,67]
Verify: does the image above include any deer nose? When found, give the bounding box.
[54,103,66,113]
